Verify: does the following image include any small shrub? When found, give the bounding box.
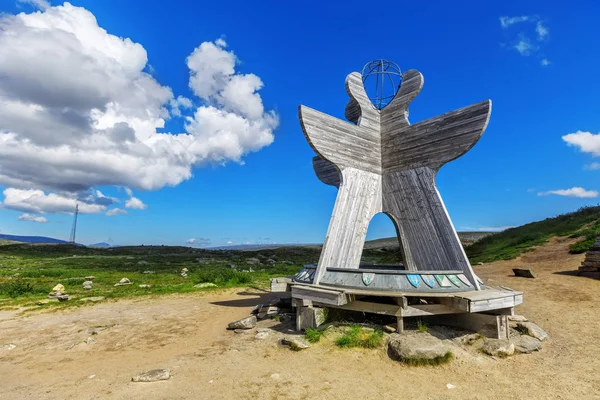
[305,328,323,343]
[362,330,383,348]
[0,279,35,298]
[335,326,383,349]
[417,319,428,333]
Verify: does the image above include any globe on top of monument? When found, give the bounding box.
[361,59,403,110]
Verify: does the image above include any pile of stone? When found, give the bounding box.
[226,297,293,331]
[114,277,132,287]
[48,284,69,301]
[180,268,189,278]
[579,234,600,274]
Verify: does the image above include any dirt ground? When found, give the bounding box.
[1,237,599,400]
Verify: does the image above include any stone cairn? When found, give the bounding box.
[579,234,600,274]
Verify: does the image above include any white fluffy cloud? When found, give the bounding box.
[125,197,147,210]
[18,213,48,223]
[0,3,277,214]
[563,131,600,156]
[2,188,106,214]
[538,187,599,198]
[106,208,127,216]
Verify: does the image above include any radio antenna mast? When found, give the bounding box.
[69,204,79,244]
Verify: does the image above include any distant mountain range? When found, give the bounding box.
[0,234,114,247]
[89,242,112,248]
[0,232,495,249]
[0,234,68,244]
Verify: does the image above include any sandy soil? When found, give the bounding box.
[0,238,599,400]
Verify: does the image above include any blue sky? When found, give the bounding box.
[0,0,599,247]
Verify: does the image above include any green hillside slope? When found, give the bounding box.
[465,206,600,263]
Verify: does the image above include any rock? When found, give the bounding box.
[281,336,310,351]
[388,333,451,362]
[255,332,269,340]
[87,328,100,335]
[257,328,271,333]
[86,337,96,345]
[226,264,237,269]
[84,276,96,280]
[180,268,189,278]
[245,258,260,265]
[132,369,171,382]
[511,335,543,353]
[234,329,250,334]
[462,333,483,345]
[517,322,549,341]
[513,268,536,278]
[82,281,93,290]
[114,277,132,286]
[52,284,65,292]
[37,299,58,305]
[1,344,16,351]
[383,325,397,333]
[126,256,135,260]
[227,315,257,330]
[446,384,456,390]
[481,339,515,357]
[265,259,276,265]
[79,296,105,302]
[139,284,151,288]
[193,283,217,289]
[270,373,281,380]
[137,260,149,265]
[250,304,262,314]
[143,270,155,274]
[508,315,528,322]
[257,305,280,320]
[56,295,69,302]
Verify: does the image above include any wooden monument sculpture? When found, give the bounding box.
[299,62,491,293]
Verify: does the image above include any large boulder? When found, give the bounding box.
[511,335,543,353]
[517,322,549,341]
[388,333,452,362]
[227,315,257,330]
[481,339,515,357]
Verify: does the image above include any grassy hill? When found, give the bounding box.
[465,206,600,263]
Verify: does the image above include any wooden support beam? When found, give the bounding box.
[400,304,461,317]
[291,285,348,306]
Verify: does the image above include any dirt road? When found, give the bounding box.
[1,238,599,399]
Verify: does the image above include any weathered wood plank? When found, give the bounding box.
[400,304,461,317]
[312,156,341,188]
[291,285,348,306]
[314,168,382,284]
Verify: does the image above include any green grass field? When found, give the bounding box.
[1,206,598,308]
[464,205,600,263]
[0,244,317,309]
